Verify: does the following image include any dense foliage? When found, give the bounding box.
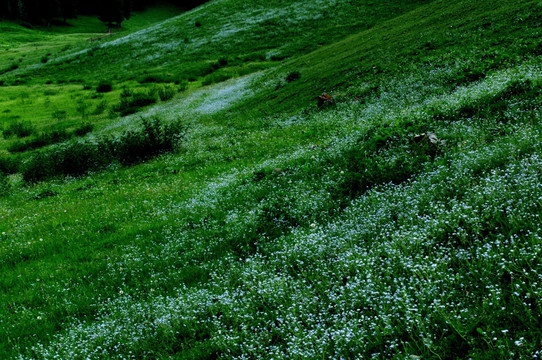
[0,0,207,25]
[17,117,186,182]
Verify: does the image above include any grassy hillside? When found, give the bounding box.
[1,0,542,358]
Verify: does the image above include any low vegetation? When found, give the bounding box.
[21,116,185,182]
[113,88,158,116]
[0,0,541,359]
[2,121,35,139]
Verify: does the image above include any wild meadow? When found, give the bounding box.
[1,0,542,358]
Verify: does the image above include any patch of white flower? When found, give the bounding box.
[17,49,542,359]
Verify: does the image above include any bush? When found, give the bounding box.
[56,141,109,176]
[21,151,56,182]
[52,110,67,122]
[114,90,157,116]
[96,81,113,93]
[8,129,70,153]
[0,156,18,174]
[120,88,133,98]
[3,121,35,138]
[241,52,266,62]
[115,117,186,165]
[178,80,188,92]
[202,72,233,86]
[270,54,288,61]
[158,85,176,101]
[92,100,108,115]
[21,117,186,182]
[74,123,94,137]
[218,57,229,67]
[44,89,58,96]
[138,74,176,84]
[0,172,9,197]
[1,63,19,74]
[285,70,301,83]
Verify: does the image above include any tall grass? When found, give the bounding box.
[21,117,186,182]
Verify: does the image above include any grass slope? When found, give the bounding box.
[1,0,542,358]
[0,0,428,156]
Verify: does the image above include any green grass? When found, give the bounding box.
[0,3,183,69]
[1,0,542,358]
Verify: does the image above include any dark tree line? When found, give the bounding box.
[0,0,207,28]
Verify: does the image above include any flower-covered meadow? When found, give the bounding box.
[1,0,542,358]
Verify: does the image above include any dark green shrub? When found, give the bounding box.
[3,121,35,138]
[138,74,176,84]
[2,63,19,74]
[241,52,266,62]
[7,141,31,153]
[21,117,186,182]
[270,54,288,61]
[21,151,57,183]
[178,80,188,92]
[158,85,176,101]
[56,141,109,176]
[96,81,113,93]
[202,72,233,86]
[92,100,108,115]
[115,117,186,165]
[0,156,18,174]
[21,140,109,182]
[0,172,9,196]
[74,123,94,137]
[8,129,70,153]
[12,78,27,86]
[114,90,157,116]
[120,88,133,98]
[285,70,301,83]
[41,56,49,63]
[52,110,67,122]
[43,89,58,96]
[139,75,161,84]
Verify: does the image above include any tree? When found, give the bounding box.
[0,0,10,19]
[169,0,208,10]
[2,0,209,24]
[17,0,59,25]
[59,0,77,23]
[98,0,130,32]
[39,0,60,26]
